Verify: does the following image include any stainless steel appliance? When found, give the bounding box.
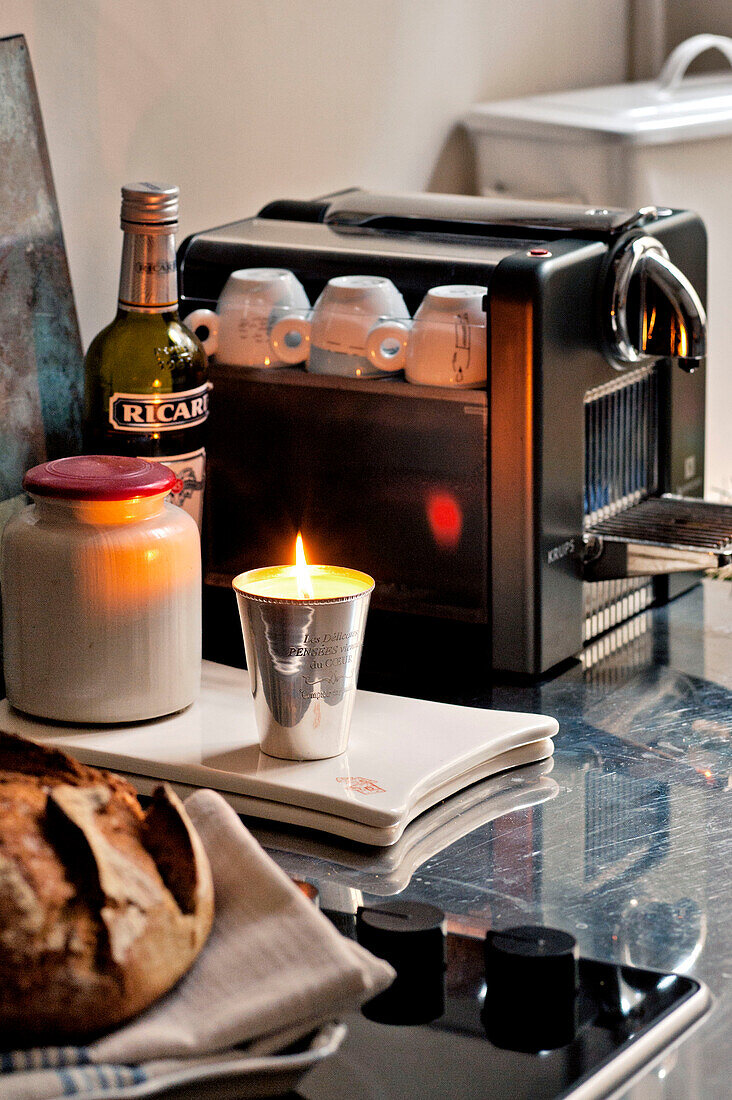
[177,190,732,676]
[464,34,732,499]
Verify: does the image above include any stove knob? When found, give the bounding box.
[356,900,446,1024]
[482,924,578,1052]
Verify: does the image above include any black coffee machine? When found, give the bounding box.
[178,190,732,678]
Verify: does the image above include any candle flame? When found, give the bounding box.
[294,532,314,599]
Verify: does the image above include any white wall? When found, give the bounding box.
[0,0,629,347]
[668,0,732,53]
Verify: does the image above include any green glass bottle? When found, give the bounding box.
[83,183,209,528]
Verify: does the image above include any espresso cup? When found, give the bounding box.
[270,275,409,377]
[185,268,310,367]
[365,284,488,388]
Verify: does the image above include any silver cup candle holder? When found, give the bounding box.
[233,562,374,760]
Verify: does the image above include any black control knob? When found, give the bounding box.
[356,900,446,1025]
[482,925,578,1052]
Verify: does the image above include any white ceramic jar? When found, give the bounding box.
[0,455,201,723]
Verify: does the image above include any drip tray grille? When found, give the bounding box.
[584,496,732,579]
[590,496,732,551]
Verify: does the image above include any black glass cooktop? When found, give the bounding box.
[295,916,709,1100]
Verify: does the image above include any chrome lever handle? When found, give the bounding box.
[609,236,665,365]
[607,235,706,369]
[640,248,707,361]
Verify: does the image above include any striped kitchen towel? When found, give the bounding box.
[0,1048,144,1099]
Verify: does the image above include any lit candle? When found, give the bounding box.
[232,535,374,760]
[234,533,373,601]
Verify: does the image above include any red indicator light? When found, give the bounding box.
[529,248,551,257]
[426,491,463,549]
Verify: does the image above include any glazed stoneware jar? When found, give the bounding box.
[0,455,201,723]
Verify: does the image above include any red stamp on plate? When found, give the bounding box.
[336,776,385,795]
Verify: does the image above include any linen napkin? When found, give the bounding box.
[0,788,394,1099]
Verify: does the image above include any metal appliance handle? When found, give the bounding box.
[607,235,706,370]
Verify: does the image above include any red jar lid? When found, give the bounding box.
[23,456,177,500]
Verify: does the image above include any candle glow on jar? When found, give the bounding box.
[233,534,373,602]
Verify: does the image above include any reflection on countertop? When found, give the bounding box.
[259,579,732,1100]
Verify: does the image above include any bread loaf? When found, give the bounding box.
[0,731,214,1046]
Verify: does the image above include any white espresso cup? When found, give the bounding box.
[185,268,310,367]
[269,275,410,378]
[365,284,488,388]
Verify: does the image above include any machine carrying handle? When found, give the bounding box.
[258,190,667,240]
[318,190,656,240]
[657,34,732,94]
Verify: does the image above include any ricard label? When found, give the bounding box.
[109,382,211,432]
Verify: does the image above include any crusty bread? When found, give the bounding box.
[0,730,214,1046]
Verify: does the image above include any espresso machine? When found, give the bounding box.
[177,190,732,678]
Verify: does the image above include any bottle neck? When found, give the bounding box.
[118,222,179,314]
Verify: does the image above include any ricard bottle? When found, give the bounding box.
[83,183,209,528]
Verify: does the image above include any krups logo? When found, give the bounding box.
[109,383,211,433]
[547,538,575,564]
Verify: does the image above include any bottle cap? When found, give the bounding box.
[121,183,179,226]
[24,456,177,500]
